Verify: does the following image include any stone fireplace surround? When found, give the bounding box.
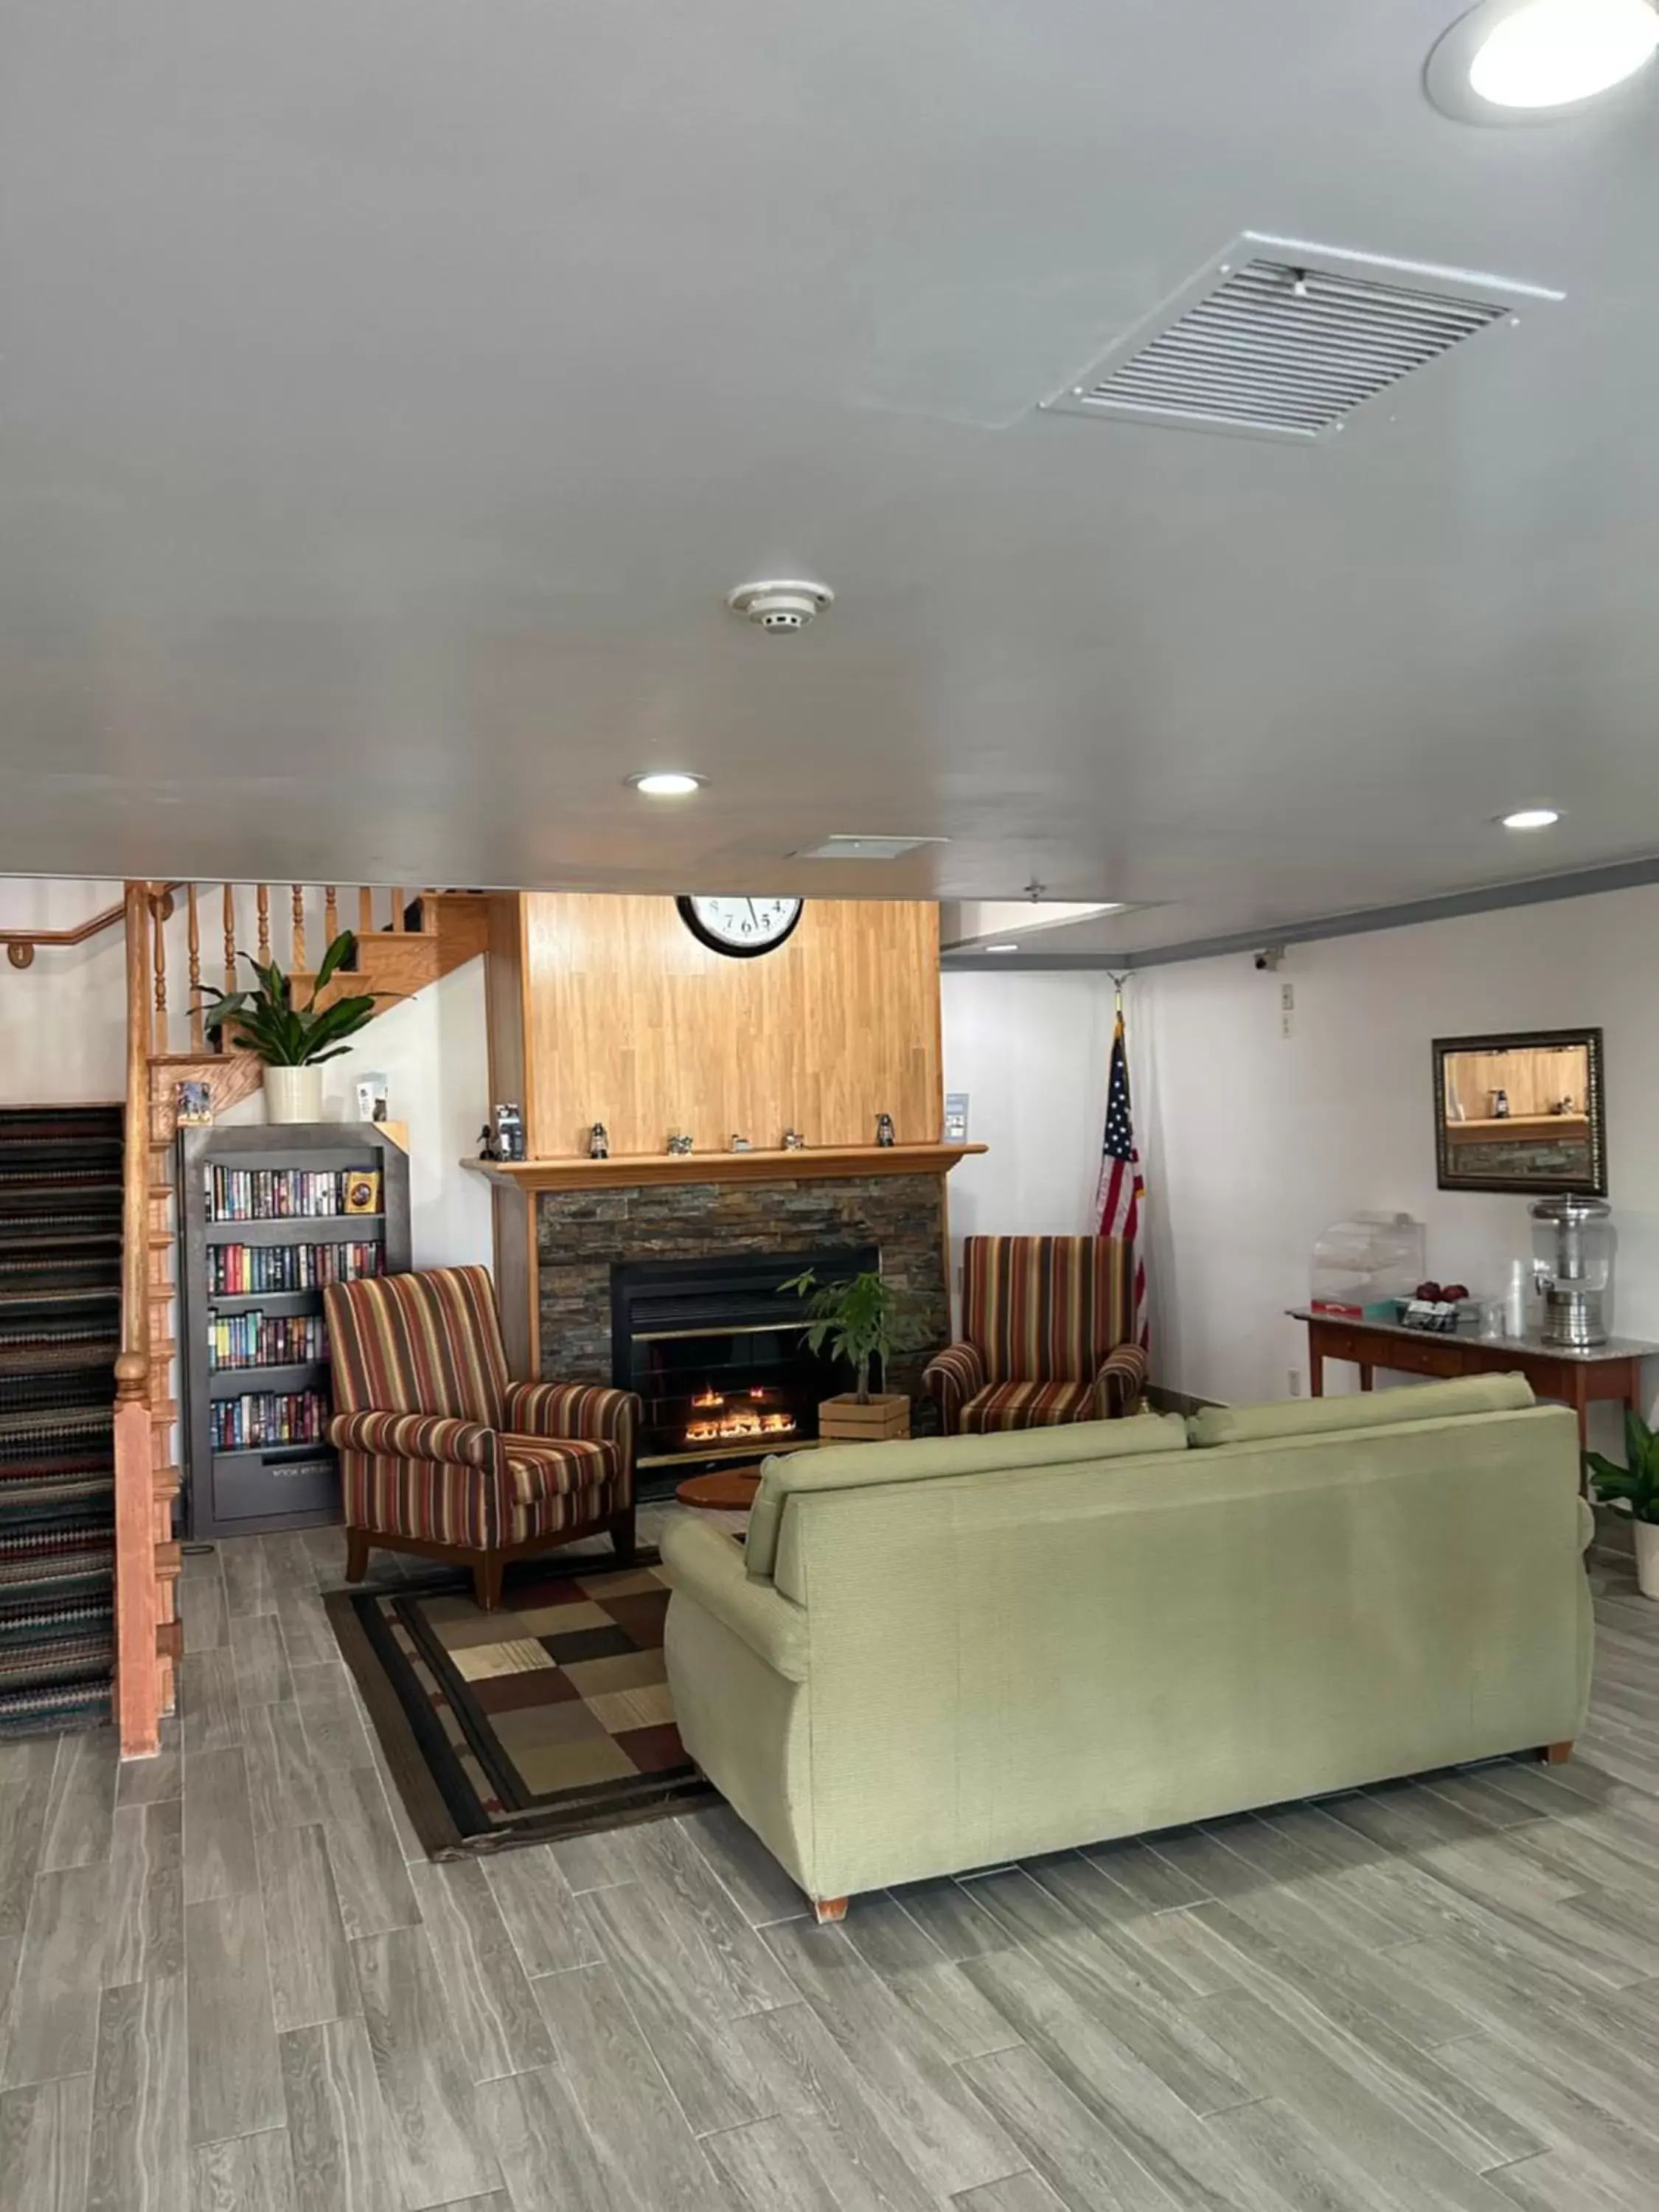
[534,1170,950,1432]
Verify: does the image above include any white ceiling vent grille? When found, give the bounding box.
[1046,234,1561,444]
[790,834,948,861]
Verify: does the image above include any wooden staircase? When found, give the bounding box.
[114,882,488,1752]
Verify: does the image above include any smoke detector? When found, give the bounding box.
[726,579,835,634]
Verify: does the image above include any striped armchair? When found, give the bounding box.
[324,1265,639,1609]
[923,1235,1148,1434]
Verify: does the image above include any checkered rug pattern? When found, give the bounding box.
[327,1550,713,1854]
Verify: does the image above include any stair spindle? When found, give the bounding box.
[358,888,374,954]
[187,885,204,1051]
[391,890,406,936]
[151,889,168,1055]
[223,884,236,995]
[324,886,339,950]
[291,886,307,972]
[257,885,271,962]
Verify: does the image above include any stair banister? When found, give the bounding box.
[114,881,161,1758]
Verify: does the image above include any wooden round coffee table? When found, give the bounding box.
[675,1469,762,1512]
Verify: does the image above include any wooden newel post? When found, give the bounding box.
[116,886,161,1759]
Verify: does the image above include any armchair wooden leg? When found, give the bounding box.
[473,1553,506,1611]
[344,1528,369,1586]
[1540,1741,1575,1765]
[813,1897,849,1924]
[611,1506,637,1566]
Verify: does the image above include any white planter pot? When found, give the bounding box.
[1635,1520,1659,1602]
[264,1065,324,1124]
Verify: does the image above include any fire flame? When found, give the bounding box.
[684,1408,798,1445]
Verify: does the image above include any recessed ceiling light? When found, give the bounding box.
[628,771,704,798]
[1500,807,1561,830]
[985,943,1020,954]
[1428,0,1659,122]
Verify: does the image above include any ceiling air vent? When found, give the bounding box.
[1046,234,1561,444]
[790,834,949,861]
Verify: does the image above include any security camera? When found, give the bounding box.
[1253,946,1287,973]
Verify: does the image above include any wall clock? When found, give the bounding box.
[676,895,804,959]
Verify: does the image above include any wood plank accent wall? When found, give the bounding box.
[493,894,942,1159]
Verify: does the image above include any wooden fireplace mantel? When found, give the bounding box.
[464,1141,987,1195]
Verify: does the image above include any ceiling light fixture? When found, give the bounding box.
[1499,806,1561,830]
[985,943,1020,954]
[1427,0,1659,122]
[628,771,704,798]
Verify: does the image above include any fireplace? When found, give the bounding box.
[611,1245,877,1492]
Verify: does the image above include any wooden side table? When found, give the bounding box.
[675,1470,762,1512]
[1289,1307,1656,1452]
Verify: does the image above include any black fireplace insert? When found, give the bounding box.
[611,1245,879,1492]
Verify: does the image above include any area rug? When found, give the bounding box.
[324,1548,714,1857]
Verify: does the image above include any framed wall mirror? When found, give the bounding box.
[1433,1027,1606,1196]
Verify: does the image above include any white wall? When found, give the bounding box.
[1140,882,1659,1427]
[940,972,1118,1313]
[0,880,127,1102]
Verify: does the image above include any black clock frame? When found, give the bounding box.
[675,894,804,959]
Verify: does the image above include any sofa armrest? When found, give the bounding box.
[661,1514,809,1683]
[329,1410,496,1470]
[922,1342,987,1433]
[1093,1343,1150,1419]
[505,1381,639,1454]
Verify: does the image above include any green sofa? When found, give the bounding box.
[660,1374,1592,1919]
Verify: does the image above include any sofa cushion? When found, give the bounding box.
[960,1380,1098,1432]
[1187,1373,1534,1448]
[744,1411,1188,1579]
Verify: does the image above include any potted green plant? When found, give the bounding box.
[1586,1411,1659,1600]
[200,932,387,1124]
[782,1267,911,1441]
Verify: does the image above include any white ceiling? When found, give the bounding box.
[5,3,1659,952]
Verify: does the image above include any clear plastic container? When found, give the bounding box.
[1310,1214,1426,1321]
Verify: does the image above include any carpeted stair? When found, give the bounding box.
[0,1105,122,1735]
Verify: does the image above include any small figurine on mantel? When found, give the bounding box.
[588,1123,610,1160]
[667,1133,695,1155]
[875,1112,896,1147]
[782,1128,805,1151]
[730,1134,752,1152]
[476,1123,497,1161]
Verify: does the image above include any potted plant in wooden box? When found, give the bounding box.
[1587,1412,1659,1601]
[200,932,388,1124]
[782,1267,911,1441]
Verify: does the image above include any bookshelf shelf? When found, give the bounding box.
[206,1289,327,1315]
[179,1123,410,1541]
[205,1214,386,1246]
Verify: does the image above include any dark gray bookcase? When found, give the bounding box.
[178,1122,411,1541]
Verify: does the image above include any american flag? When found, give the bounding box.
[1096,1006,1149,1351]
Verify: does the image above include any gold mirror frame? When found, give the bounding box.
[1432,1026,1606,1197]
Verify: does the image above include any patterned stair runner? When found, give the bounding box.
[0,1105,122,1735]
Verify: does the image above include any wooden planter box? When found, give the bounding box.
[817,1393,911,1443]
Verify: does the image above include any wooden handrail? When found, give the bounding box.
[114,882,160,1758]
[1,883,178,970]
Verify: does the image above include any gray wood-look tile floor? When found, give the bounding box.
[2,1518,1658,2211]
